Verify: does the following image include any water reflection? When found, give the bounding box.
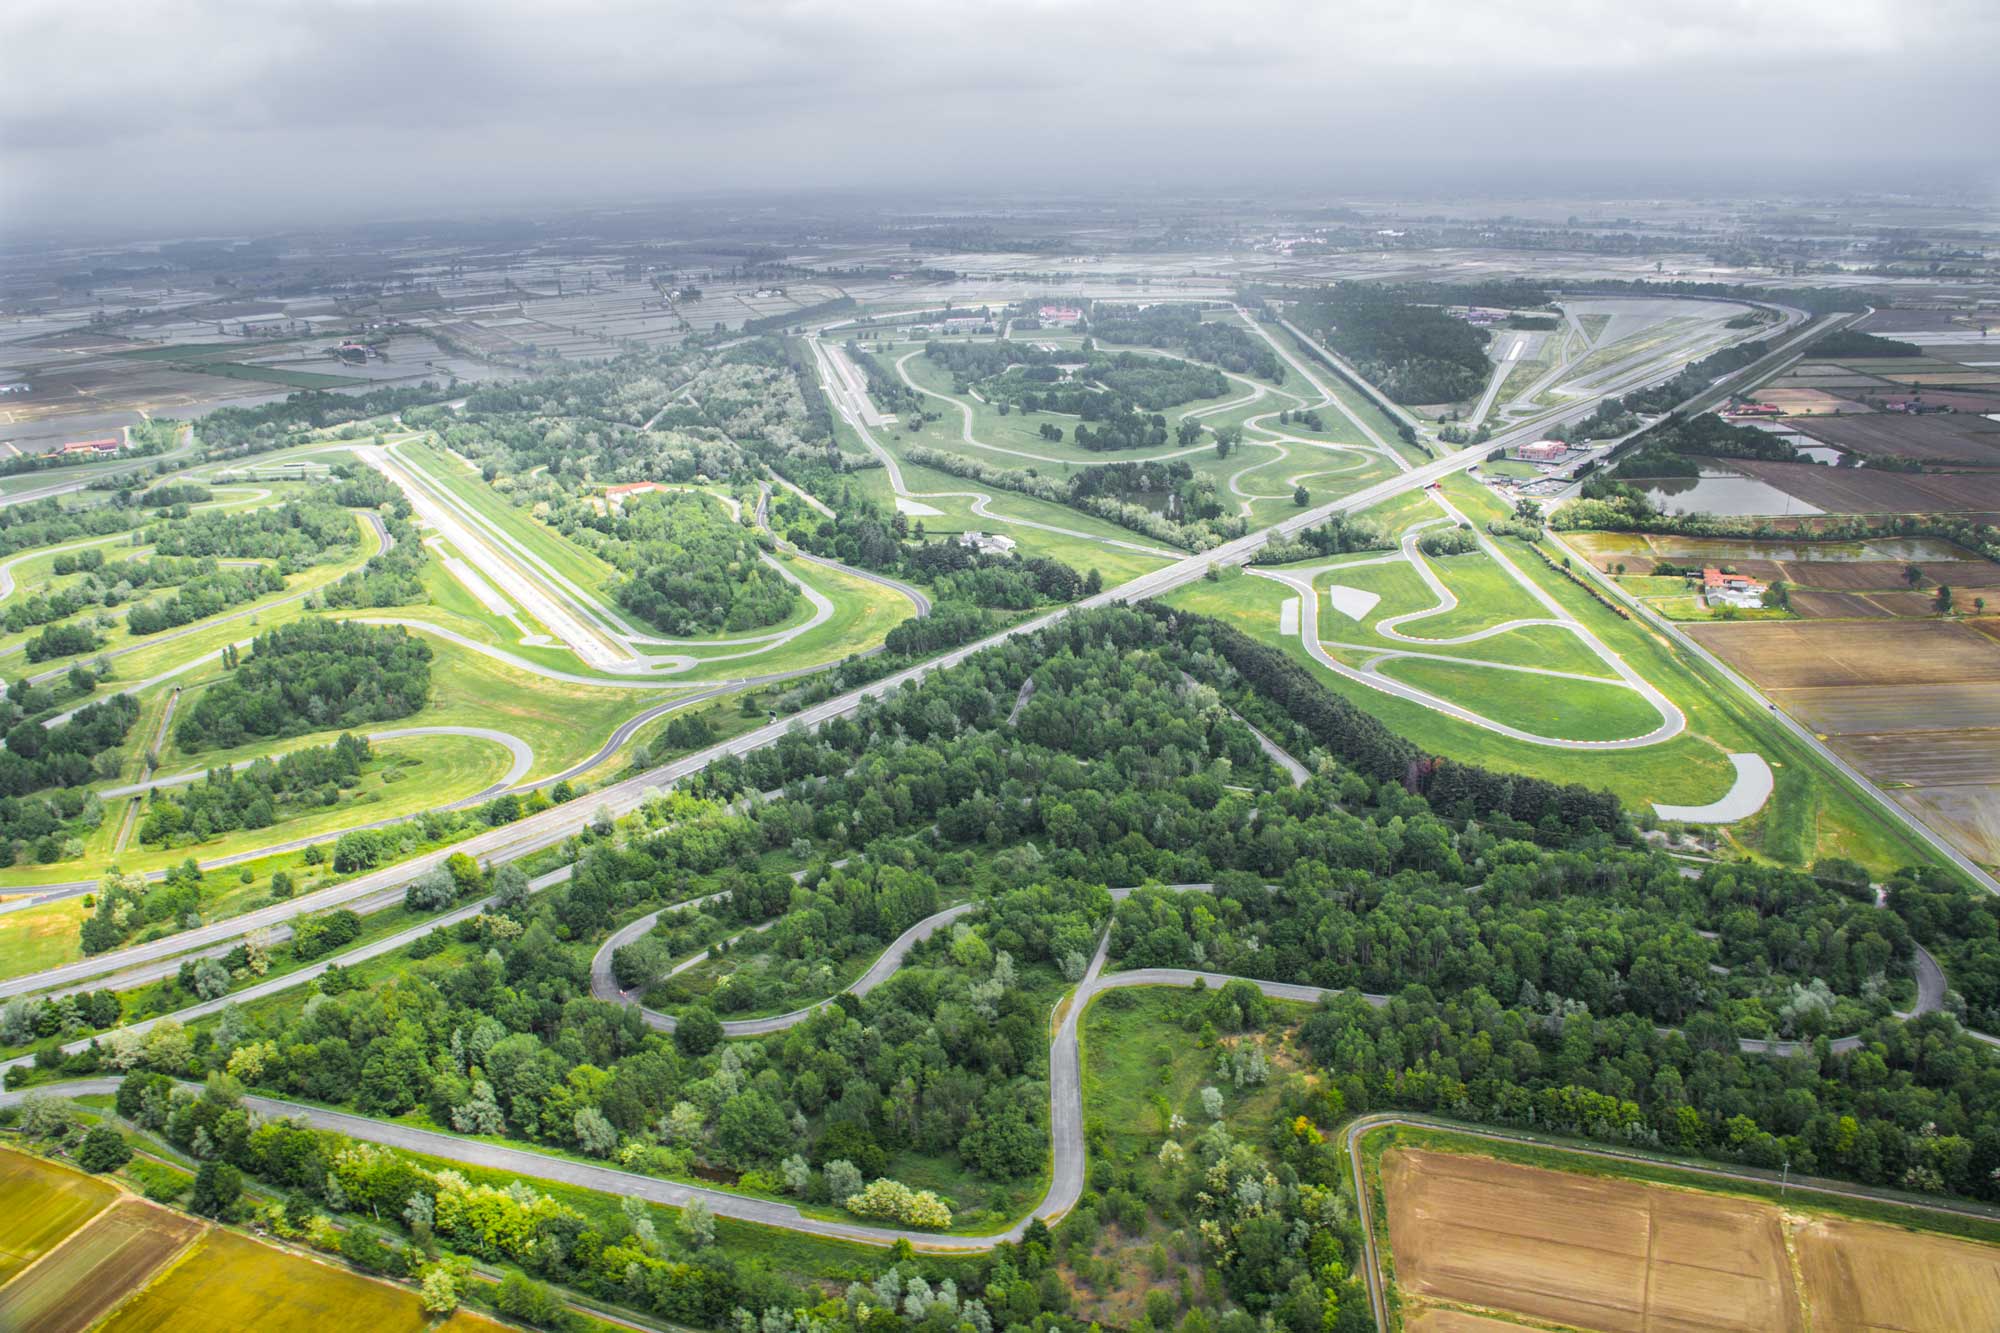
[1638,469,1823,517]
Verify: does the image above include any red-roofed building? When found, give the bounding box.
[1702,566,1767,608]
[1726,402,1783,418]
[1514,440,1568,463]
[59,438,121,457]
[1038,305,1083,326]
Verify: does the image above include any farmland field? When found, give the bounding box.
[1686,619,2000,864]
[1379,1146,2000,1333]
[1722,458,2000,515]
[1685,619,2000,689]
[1792,412,2000,463]
[1384,1147,1801,1333]
[0,1148,119,1283]
[98,1227,507,1333]
[0,1196,202,1333]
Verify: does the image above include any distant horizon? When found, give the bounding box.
[5,0,1997,239]
[7,173,2000,253]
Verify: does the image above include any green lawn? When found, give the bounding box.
[1370,657,1668,743]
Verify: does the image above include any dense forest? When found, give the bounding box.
[562,490,799,636]
[1087,304,1283,380]
[174,619,432,751]
[144,498,361,570]
[1293,285,1494,404]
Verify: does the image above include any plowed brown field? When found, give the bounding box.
[1383,1149,1801,1333]
[1797,1216,2000,1330]
[1686,620,2000,689]
[1383,1148,2000,1333]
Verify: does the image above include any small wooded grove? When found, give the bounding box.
[173,619,432,751]
[1293,284,1495,404]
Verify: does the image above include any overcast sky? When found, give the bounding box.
[3,0,1996,238]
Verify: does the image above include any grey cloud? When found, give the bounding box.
[3,0,1995,234]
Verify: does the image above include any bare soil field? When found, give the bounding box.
[1405,1314,1535,1333]
[1867,589,1964,616]
[1727,459,2000,514]
[1787,589,1893,618]
[1796,1215,2000,1331]
[1778,682,2000,736]
[0,1197,202,1333]
[1779,559,2000,592]
[1687,620,2000,689]
[1792,413,2000,464]
[1753,387,1870,412]
[1692,619,2000,865]
[1852,389,2000,413]
[1889,785,2000,867]
[1383,1148,1801,1333]
[1384,1147,2000,1333]
[1828,731,2000,785]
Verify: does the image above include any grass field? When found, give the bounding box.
[1372,657,1666,742]
[97,1227,506,1333]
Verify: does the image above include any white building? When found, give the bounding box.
[957,531,1018,556]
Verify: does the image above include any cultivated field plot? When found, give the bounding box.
[1750,387,1863,413]
[0,1149,118,1282]
[1796,1216,2000,1330]
[1382,1147,2000,1333]
[0,1196,202,1333]
[1686,620,2000,689]
[1724,459,2000,515]
[1792,412,2000,465]
[1383,1149,1802,1333]
[1688,620,2000,864]
[98,1227,506,1333]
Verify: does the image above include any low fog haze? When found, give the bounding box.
[3,0,1996,234]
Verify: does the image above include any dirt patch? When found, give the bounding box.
[1786,590,1892,618]
[0,1197,203,1333]
[1405,1313,1537,1333]
[1687,620,2000,689]
[1726,459,2000,514]
[1828,731,2000,785]
[1382,1148,1801,1333]
[1776,560,2000,592]
[1776,682,2000,735]
[1796,1214,2000,1331]
[1791,414,2000,465]
[1752,387,1874,412]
